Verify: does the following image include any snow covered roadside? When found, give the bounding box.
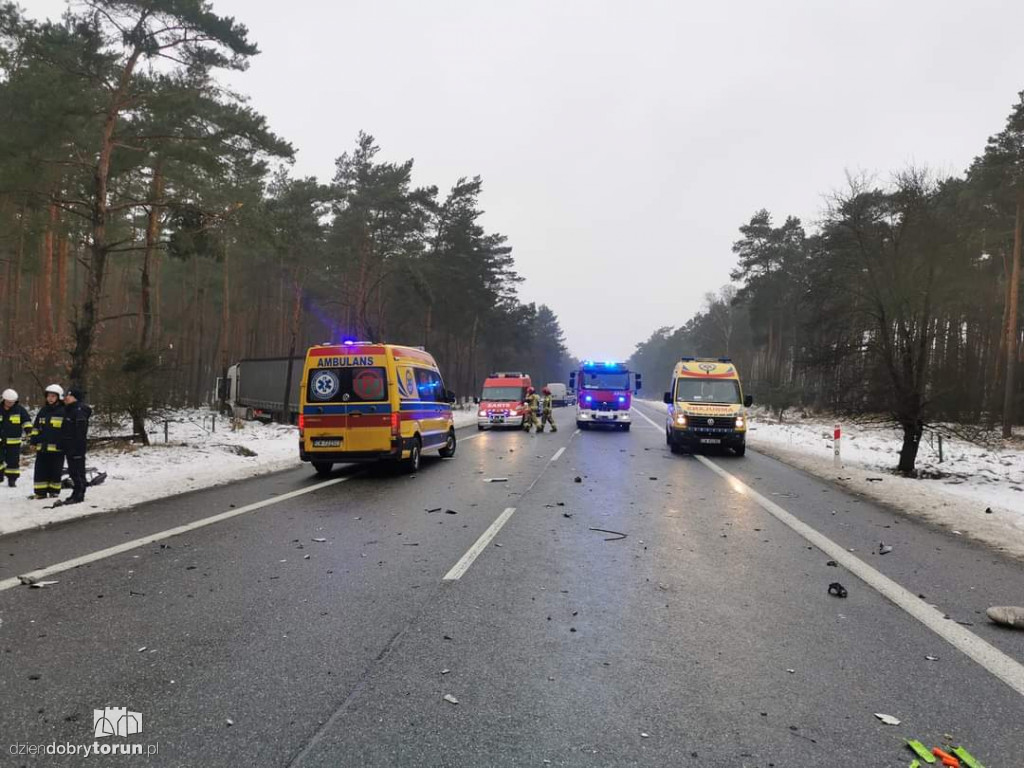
[1,407,479,537]
[637,400,1024,560]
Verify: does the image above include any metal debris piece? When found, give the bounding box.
[879,543,893,555]
[484,478,508,483]
[589,527,627,541]
[312,537,327,543]
[29,580,60,588]
[986,605,1024,629]
[874,713,900,726]
[443,694,459,705]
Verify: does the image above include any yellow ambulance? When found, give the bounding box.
[663,357,752,456]
[299,341,456,475]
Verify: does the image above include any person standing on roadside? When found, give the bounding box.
[30,384,66,499]
[523,386,540,433]
[1,389,33,487]
[538,387,557,433]
[59,388,91,505]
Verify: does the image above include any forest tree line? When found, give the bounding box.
[629,93,1024,474]
[0,0,572,435]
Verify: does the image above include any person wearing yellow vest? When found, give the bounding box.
[30,384,66,499]
[1,388,33,487]
[538,387,557,433]
[523,387,540,432]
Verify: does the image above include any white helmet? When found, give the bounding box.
[45,384,64,398]
[2,388,17,402]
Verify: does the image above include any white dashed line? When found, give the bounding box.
[442,507,516,582]
[551,447,566,462]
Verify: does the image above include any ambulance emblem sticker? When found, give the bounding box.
[312,370,340,401]
[698,363,717,373]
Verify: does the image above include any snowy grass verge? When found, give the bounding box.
[1,407,479,537]
[637,400,1024,559]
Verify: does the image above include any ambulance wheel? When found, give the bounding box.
[439,430,457,458]
[312,461,333,477]
[665,428,671,445]
[403,437,422,473]
[669,441,683,455]
[734,442,746,457]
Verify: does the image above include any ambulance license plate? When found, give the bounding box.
[312,438,342,448]
[700,438,721,444]
[491,416,505,423]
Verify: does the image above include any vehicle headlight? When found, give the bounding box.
[735,416,745,429]
[675,414,687,426]
[478,410,486,417]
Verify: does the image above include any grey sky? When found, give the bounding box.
[26,0,1024,359]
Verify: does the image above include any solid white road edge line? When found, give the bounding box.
[551,447,566,462]
[695,454,1024,698]
[630,401,1024,697]
[0,474,356,593]
[459,432,484,442]
[442,507,516,582]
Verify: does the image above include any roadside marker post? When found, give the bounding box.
[833,423,841,469]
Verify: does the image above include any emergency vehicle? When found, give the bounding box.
[476,372,532,430]
[569,361,642,430]
[299,341,456,475]
[663,357,752,456]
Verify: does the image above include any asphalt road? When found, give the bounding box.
[2,403,1023,767]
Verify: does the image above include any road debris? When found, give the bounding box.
[866,477,884,482]
[986,605,1024,629]
[562,512,573,518]
[425,507,442,513]
[640,732,650,738]
[879,542,893,555]
[951,530,962,535]
[445,509,458,515]
[925,655,939,661]
[826,560,838,567]
[226,718,234,727]
[952,746,984,768]
[443,694,459,705]
[484,478,508,483]
[827,582,848,598]
[984,507,993,514]
[28,580,60,589]
[311,537,327,543]
[574,476,582,483]
[589,527,627,541]
[905,740,934,763]
[932,747,959,767]
[874,713,900,726]
[441,669,450,674]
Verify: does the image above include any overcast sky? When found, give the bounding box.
[25,0,1024,359]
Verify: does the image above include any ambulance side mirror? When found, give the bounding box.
[473,397,480,405]
[634,374,643,392]
[446,390,457,404]
[744,394,753,407]
[568,372,576,390]
[663,391,672,404]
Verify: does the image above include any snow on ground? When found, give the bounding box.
[1,406,479,537]
[638,400,1024,560]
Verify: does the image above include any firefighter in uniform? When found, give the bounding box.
[538,387,557,433]
[60,388,92,505]
[1,389,33,487]
[523,387,540,432]
[30,384,65,499]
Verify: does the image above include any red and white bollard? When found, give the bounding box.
[833,423,842,469]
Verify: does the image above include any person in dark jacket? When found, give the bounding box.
[30,384,66,499]
[60,388,91,504]
[1,388,33,487]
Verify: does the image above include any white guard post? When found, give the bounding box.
[833,423,841,468]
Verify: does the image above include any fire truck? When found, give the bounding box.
[476,372,533,430]
[569,361,642,430]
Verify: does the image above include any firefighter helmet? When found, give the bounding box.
[2,388,17,402]
[542,387,551,395]
[45,384,64,398]
[527,387,535,395]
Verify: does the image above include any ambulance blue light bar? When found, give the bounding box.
[581,360,626,370]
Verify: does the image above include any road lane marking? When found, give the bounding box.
[694,454,1024,698]
[551,447,566,462]
[1,474,357,593]
[442,507,516,582]
[459,432,484,442]
[632,400,1024,697]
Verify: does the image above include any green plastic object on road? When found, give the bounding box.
[952,746,984,768]
[907,740,936,763]
[910,760,920,768]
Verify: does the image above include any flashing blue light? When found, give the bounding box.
[585,395,593,403]
[343,339,356,346]
[618,396,626,403]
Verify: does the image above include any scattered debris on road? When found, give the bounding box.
[311,537,327,543]
[827,582,848,598]
[484,478,508,483]
[441,669,450,675]
[443,694,459,705]
[826,560,838,567]
[873,713,900,726]
[28,580,60,589]
[574,476,582,483]
[589,527,627,541]
[866,477,884,482]
[878,542,893,555]
[445,509,458,515]
[225,718,234,727]
[985,507,993,514]
[425,507,442,513]
[925,655,939,661]
[986,605,1024,629]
